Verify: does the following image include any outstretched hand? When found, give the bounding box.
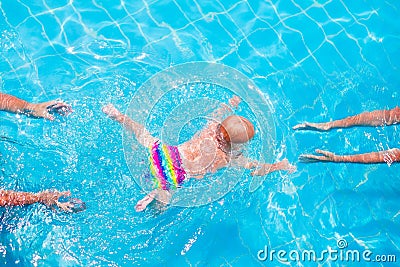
[299,149,337,162]
[293,122,330,131]
[36,190,78,212]
[228,95,241,108]
[250,159,297,176]
[28,100,72,120]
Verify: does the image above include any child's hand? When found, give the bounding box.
[250,165,270,176]
[250,159,296,176]
[229,96,241,108]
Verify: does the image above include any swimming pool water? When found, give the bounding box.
[0,0,399,266]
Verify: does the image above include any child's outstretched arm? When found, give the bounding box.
[232,155,296,176]
[299,148,400,164]
[0,92,72,120]
[102,104,158,147]
[210,96,241,121]
[293,106,400,131]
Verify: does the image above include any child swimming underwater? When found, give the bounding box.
[103,96,296,212]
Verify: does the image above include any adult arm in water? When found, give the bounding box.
[0,92,72,120]
[293,107,400,131]
[0,189,83,212]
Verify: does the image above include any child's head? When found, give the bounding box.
[219,115,255,144]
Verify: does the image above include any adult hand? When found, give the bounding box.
[36,190,75,212]
[28,100,72,120]
[299,149,337,162]
[293,122,331,131]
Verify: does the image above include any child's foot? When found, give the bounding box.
[102,104,123,120]
[135,194,155,212]
[279,158,297,173]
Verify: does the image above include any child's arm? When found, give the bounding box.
[0,93,72,120]
[293,106,400,131]
[210,96,241,121]
[232,155,296,176]
[0,189,77,212]
[299,148,400,164]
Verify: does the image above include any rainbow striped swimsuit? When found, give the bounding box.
[149,141,186,191]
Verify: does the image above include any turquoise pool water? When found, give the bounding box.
[0,0,399,266]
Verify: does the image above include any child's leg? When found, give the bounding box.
[102,104,158,147]
[134,189,172,212]
[135,190,157,212]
